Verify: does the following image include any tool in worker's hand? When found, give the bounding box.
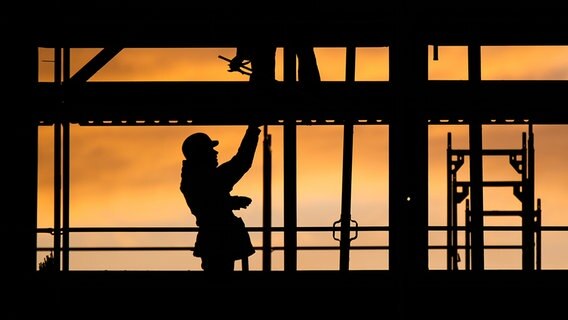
[218,55,252,76]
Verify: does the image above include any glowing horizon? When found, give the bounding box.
[36,46,568,271]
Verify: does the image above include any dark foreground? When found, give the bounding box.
[17,270,567,319]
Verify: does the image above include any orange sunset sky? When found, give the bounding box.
[36,46,568,271]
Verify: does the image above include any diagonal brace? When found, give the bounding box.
[69,47,123,83]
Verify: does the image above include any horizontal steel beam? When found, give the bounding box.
[33,81,568,125]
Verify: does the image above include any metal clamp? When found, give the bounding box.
[332,219,359,241]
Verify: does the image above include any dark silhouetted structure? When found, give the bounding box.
[447,126,542,271]
[14,2,568,319]
[180,126,260,271]
[229,45,276,84]
[229,45,320,85]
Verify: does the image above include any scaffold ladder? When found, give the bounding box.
[447,125,542,270]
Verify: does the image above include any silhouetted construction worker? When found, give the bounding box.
[180,125,261,272]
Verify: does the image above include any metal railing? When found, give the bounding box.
[36,225,568,270]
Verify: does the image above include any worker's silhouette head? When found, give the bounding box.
[182,132,219,167]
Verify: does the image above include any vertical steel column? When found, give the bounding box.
[523,124,536,270]
[536,199,542,270]
[283,123,297,271]
[389,22,430,319]
[62,48,70,271]
[468,44,485,271]
[262,126,272,271]
[283,47,297,271]
[339,46,356,271]
[389,26,429,273]
[339,123,354,271]
[18,41,40,272]
[283,47,296,84]
[465,200,471,270]
[7,33,40,272]
[389,37,402,273]
[447,133,462,270]
[345,46,356,82]
[447,133,453,270]
[31,45,39,272]
[53,47,62,271]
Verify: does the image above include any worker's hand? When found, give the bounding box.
[229,57,249,73]
[228,58,241,72]
[231,196,252,210]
